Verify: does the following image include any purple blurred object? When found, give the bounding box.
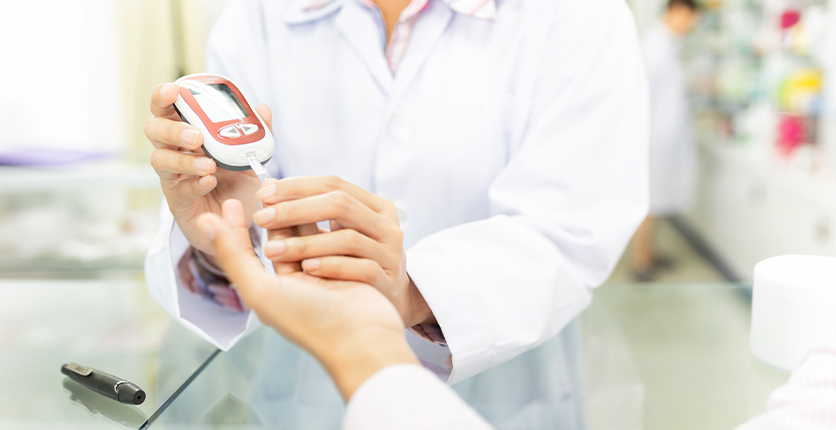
[0,149,114,166]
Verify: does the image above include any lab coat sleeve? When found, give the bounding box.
[406,0,649,384]
[143,0,281,350]
[343,364,493,430]
[144,202,269,351]
[735,336,836,430]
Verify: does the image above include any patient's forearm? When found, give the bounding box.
[319,328,420,401]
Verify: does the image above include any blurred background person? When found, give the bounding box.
[632,0,701,281]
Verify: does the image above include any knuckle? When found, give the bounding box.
[343,229,363,250]
[149,86,161,105]
[143,118,155,139]
[150,149,163,168]
[177,154,192,172]
[363,262,381,284]
[291,238,308,256]
[274,204,291,222]
[384,223,404,243]
[324,175,343,188]
[182,178,199,195]
[330,190,352,210]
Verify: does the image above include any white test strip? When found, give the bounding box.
[247,154,271,181]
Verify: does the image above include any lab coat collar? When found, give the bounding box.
[283,0,344,24]
[283,0,497,24]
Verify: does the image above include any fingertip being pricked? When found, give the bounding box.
[222,199,247,228]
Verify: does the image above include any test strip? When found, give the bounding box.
[247,154,271,181]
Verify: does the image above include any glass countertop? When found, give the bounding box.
[0,277,215,429]
[0,277,789,430]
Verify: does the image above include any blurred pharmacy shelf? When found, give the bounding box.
[0,162,162,276]
[681,0,836,280]
[0,162,159,192]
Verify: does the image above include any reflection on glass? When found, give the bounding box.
[156,323,587,429]
[63,378,147,428]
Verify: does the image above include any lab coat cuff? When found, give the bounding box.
[406,245,494,385]
[145,213,262,351]
[179,248,245,312]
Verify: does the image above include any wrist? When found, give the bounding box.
[318,327,419,401]
[404,274,436,327]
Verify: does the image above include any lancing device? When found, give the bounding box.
[173,73,273,180]
[61,362,146,405]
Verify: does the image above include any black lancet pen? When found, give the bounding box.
[61,362,146,405]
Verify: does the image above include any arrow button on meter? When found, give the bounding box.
[240,124,259,135]
[220,126,241,138]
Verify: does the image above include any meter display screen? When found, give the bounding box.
[190,84,249,123]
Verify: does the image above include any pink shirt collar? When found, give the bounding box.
[297,0,497,21]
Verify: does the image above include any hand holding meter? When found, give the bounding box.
[174,74,273,178]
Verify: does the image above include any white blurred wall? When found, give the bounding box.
[0,0,124,156]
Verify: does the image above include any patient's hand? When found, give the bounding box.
[197,200,419,400]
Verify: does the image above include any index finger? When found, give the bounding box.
[150,83,182,121]
[257,176,393,215]
[199,201,269,306]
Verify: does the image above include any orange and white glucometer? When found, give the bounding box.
[173,74,273,175]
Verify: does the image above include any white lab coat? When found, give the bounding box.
[641,22,696,215]
[145,0,648,390]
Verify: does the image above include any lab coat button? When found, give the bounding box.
[240,124,259,135]
[390,109,406,130]
[219,126,241,138]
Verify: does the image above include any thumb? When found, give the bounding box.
[255,104,273,133]
[197,200,268,307]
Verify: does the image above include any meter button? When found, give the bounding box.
[240,124,259,135]
[219,126,241,139]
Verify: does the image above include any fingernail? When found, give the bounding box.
[181,129,199,145]
[302,258,320,271]
[264,240,286,256]
[194,157,212,172]
[253,208,276,225]
[199,176,210,187]
[256,184,277,200]
[160,83,175,97]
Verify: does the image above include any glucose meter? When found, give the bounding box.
[173,74,273,176]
